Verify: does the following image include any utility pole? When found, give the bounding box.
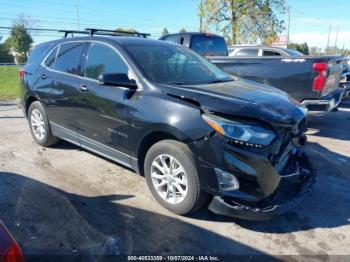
[76,5,80,31]
[334,26,339,49]
[286,6,291,45]
[199,0,204,32]
[326,23,332,55]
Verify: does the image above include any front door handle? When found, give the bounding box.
[79,85,89,92]
[41,74,47,80]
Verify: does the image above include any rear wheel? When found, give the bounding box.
[144,140,208,215]
[28,101,60,147]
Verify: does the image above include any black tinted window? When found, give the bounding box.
[45,46,58,68]
[54,42,84,74]
[263,50,281,56]
[190,35,228,56]
[85,43,128,80]
[236,49,259,56]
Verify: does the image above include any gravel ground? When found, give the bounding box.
[0,99,349,260]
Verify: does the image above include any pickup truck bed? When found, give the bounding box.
[209,56,344,115]
[209,56,342,100]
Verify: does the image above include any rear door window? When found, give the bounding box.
[54,42,85,75]
[236,48,259,56]
[84,43,129,80]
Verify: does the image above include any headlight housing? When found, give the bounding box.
[202,114,275,147]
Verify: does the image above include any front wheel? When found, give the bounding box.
[144,140,209,215]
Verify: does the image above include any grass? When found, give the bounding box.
[0,66,20,100]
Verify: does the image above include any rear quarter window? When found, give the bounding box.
[27,43,53,64]
[236,49,259,56]
[263,50,282,56]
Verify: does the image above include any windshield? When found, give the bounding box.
[124,43,232,85]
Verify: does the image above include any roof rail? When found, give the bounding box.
[59,28,150,38]
[58,30,90,38]
[85,28,150,38]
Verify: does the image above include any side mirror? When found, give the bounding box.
[98,73,137,89]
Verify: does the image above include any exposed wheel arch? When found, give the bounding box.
[137,131,179,176]
[25,96,38,117]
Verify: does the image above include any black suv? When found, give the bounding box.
[20,30,314,220]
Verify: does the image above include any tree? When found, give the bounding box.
[115,28,139,35]
[179,28,187,33]
[309,46,323,56]
[202,0,285,45]
[288,42,309,55]
[5,24,33,63]
[161,28,169,36]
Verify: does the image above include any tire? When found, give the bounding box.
[28,101,60,147]
[144,140,209,215]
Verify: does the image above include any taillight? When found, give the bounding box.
[312,62,328,92]
[0,222,24,262]
[3,242,24,262]
[19,68,24,79]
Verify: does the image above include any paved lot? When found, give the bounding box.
[0,99,350,259]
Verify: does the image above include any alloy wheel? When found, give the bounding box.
[151,154,188,204]
[31,109,46,140]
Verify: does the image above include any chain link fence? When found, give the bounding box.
[0,43,16,65]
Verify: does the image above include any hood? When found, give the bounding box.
[161,78,307,126]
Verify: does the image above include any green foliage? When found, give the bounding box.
[0,66,20,100]
[161,28,169,36]
[202,0,285,45]
[0,43,15,64]
[5,24,33,63]
[288,42,309,55]
[179,28,187,33]
[115,28,139,35]
[309,46,323,55]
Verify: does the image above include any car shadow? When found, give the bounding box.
[0,172,273,260]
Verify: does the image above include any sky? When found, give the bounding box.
[0,0,349,49]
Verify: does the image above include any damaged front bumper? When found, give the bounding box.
[190,132,316,221]
[208,160,315,221]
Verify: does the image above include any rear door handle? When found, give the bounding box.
[41,74,47,80]
[79,85,89,92]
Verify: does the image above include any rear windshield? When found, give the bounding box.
[190,35,228,56]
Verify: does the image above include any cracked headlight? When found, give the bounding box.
[202,114,275,147]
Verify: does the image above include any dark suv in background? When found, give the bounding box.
[20,29,314,220]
